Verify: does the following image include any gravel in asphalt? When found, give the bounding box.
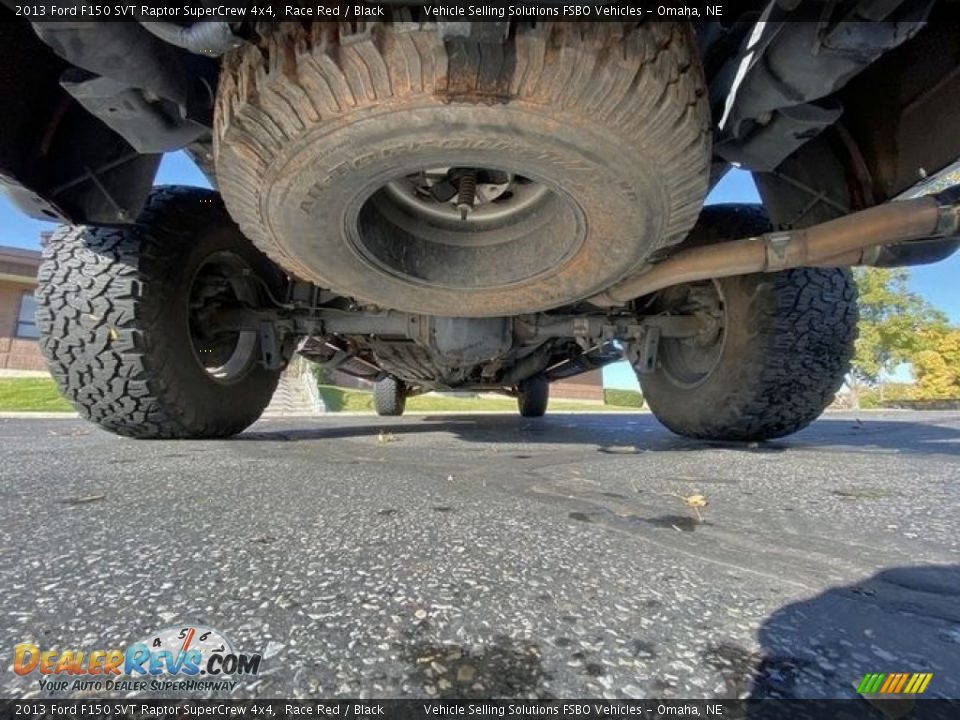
[1,411,958,701]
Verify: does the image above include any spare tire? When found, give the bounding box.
[215,21,710,317]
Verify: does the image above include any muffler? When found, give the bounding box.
[589,187,960,307]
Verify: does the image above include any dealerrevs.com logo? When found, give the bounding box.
[14,626,261,693]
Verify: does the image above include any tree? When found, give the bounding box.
[848,268,948,405]
[912,327,960,399]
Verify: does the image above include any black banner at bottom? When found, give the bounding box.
[2,699,960,720]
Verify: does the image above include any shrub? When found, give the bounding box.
[856,382,917,409]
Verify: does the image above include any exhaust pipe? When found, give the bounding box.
[589,188,960,307]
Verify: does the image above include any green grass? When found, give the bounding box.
[316,384,642,413]
[0,378,72,412]
[0,377,642,414]
[603,388,644,408]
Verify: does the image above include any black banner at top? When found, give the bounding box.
[2,699,960,720]
[4,0,960,23]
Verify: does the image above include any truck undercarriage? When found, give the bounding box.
[2,3,959,439]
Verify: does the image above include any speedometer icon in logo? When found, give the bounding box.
[128,626,261,677]
[147,626,234,664]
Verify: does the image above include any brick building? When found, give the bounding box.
[552,370,604,401]
[0,245,44,371]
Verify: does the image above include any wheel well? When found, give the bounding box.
[0,13,223,225]
[752,20,960,231]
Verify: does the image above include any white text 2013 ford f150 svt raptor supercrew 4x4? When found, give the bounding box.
[1,3,958,439]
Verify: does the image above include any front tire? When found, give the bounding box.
[374,377,406,417]
[517,376,549,418]
[36,186,285,439]
[636,205,858,441]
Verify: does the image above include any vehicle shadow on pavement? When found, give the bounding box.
[709,564,960,702]
[241,414,960,457]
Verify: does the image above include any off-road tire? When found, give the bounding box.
[638,204,858,442]
[374,377,406,416]
[214,21,710,316]
[35,186,284,439]
[517,375,549,418]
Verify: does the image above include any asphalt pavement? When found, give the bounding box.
[1,411,958,701]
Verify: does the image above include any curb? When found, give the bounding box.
[0,412,79,419]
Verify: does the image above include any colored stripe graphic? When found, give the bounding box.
[880,674,898,693]
[857,673,885,693]
[859,672,933,695]
[893,674,909,693]
[902,673,933,694]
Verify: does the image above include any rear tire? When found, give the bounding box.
[374,377,406,417]
[517,376,549,418]
[636,205,858,441]
[35,186,284,439]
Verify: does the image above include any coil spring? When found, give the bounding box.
[456,170,477,220]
